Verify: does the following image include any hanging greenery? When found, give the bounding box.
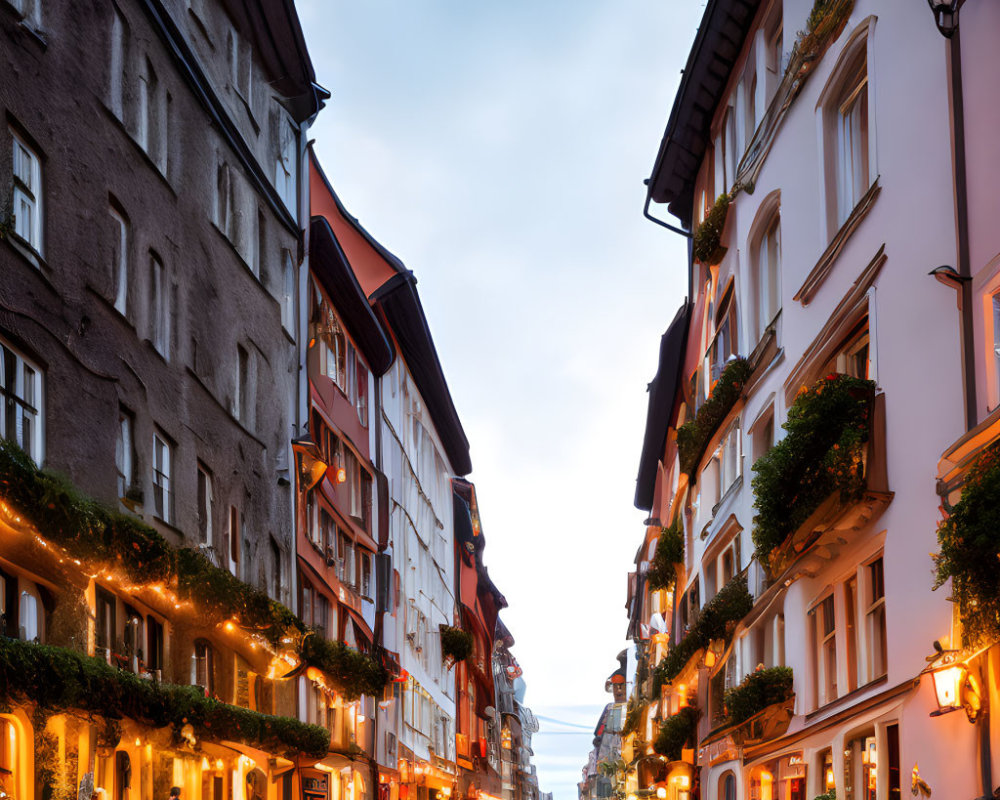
[677,358,752,477]
[0,637,331,758]
[300,633,388,700]
[651,574,753,690]
[934,442,1000,647]
[751,374,874,568]
[692,193,732,265]
[812,792,836,800]
[0,439,386,698]
[722,666,793,726]
[653,706,698,761]
[647,520,684,592]
[439,625,474,663]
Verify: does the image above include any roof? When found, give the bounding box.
[634,302,691,511]
[309,216,395,376]
[372,272,473,476]
[646,0,761,227]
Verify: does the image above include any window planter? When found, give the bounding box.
[721,667,794,748]
[647,520,684,592]
[692,193,731,265]
[677,358,752,478]
[653,705,698,761]
[751,375,891,579]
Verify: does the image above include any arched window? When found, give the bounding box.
[750,207,781,343]
[193,639,215,695]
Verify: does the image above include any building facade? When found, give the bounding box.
[610,1,1000,800]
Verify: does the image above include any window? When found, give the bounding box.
[866,557,887,679]
[116,407,134,499]
[812,594,837,707]
[753,211,781,341]
[835,55,869,227]
[281,250,295,332]
[764,8,783,107]
[197,464,213,544]
[236,344,249,423]
[824,319,870,379]
[992,292,1000,401]
[361,551,372,598]
[146,615,164,673]
[150,252,170,358]
[751,407,774,464]
[227,23,252,102]
[268,536,283,601]
[227,505,240,574]
[719,422,741,494]
[0,340,44,463]
[19,589,38,642]
[706,284,738,387]
[254,208,265,278]
[822,30,873,236]
[152,432,171,523]
[109,205,129,315]
[95,587,116,657]
[319,310,346,391]
[193,639,215,695]
[846,575,859,693]
[11,131,42,255]
[274,110,296,213]
[137,58,167,172]
[9,0,40,27]
[356,358,369,427]
[109,7,128,120]
[216,161,232,234]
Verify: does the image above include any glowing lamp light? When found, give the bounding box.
[334,466,347,484]
[676,775,690,790]
[626,794,638,800]
[703,650,717,668]
[656,788,667,799]
[930,664,964,714]
[201,757,211,770]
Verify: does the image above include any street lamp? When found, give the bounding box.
[924,643,982,721]
[291,435,328,492]
[927,0,960,38]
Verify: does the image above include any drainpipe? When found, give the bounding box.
[948,26,978,433]
[939,15,992,799]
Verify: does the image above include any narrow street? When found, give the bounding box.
[0,2,998,800]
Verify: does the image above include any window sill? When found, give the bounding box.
[1,3,46,50]
[85,283,136,332]
[795,179,881,306]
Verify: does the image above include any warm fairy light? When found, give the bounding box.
[216,759,224,771]
[225,621,236,632]
[201,757,210,770]
[134,738,141,747]
[656,789,666,799]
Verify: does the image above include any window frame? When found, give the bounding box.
[11,130,42,256]
[0,339,44,464]
[152,431,172,523]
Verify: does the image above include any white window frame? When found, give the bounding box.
[11,131,42,256]
[751,210,781,343]
[818,20,877,239]
[116,408,133,498]
[150,253,170,359]
[811,593,837,708]
[152,431,171,523]
[281,250,295,333]
[0,339,44,463]
[110,206,129,314]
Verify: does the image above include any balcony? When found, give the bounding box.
[751,377,891,585]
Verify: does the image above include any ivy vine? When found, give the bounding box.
[677,358,752,477]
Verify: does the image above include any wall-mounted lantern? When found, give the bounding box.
[924,642,982,722]
[927,0,960,39]
[292,435,328,492]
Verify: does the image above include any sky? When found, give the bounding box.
[297,3,704,797]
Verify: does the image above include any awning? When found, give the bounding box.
[634,302,691,511]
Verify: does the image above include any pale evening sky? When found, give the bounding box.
[297,3,704,797]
